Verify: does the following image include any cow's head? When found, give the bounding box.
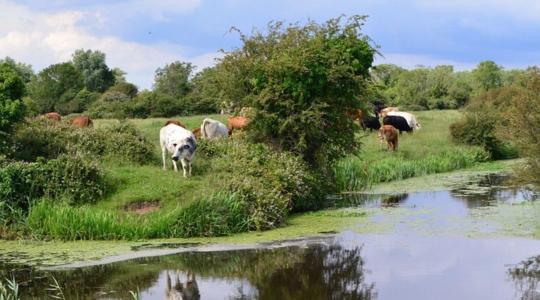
[171,137,196,161]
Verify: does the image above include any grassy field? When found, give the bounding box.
[95,110,486,210]
[334,110,488,191]
[22,109,497,241]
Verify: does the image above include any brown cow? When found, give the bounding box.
[42,112,61,121]
[164,120,186,128]
[378,125,398,151]
[227,116,249,135]
[71,116,93,128]
[192,128,201,139]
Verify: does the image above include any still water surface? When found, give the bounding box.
[2,174,539,300]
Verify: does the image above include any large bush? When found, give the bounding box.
[0,62,26,134]
[496,68,540,186]
[12,119,155,164]
[199,139,326,229]
[0,154,106,218]
[450,86,521,159]
[219,16,376,168]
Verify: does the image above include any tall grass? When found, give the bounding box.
[334,147,488,191]
[27,192,251,240]
[0,277,19,300]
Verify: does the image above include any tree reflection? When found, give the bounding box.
[507,255,540,300]
[255,243,376,300]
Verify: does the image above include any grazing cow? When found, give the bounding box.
[386,111,421,130]
[166,271,200,300]
[71,116,92,128]
[378,125,399,151]
[160,123,196,177]
[164,120,186,128]
[227,116,249,134]
[201,118,229,140]
[379,106,399,118]
[192,128,201,139]
[383,115,412,134]
[361,116,381,131]
[42,112,61,121]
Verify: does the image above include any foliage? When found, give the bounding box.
[472,60,502,92]
[496,69,540,186]
[0,153,106,216]
[184,67,221,114]
[12,119,155,164]
[28,62,84,114]
[450,86,521,159]
[72,49,115,93]
[0,277,19,300]
[220,16,376,168]
[154,61,194,99]
[0,56,34,83]
[0,63,26,133]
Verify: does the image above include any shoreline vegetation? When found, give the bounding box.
[0,160,535,269]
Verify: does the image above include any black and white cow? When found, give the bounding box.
[383,115,413,134]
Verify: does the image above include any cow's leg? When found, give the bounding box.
[172,160,179,172]
[180,158,189,177]
[162,147,167,171]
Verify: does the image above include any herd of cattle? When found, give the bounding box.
[40,105,420,177]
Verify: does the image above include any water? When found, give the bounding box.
[1,174,539,299]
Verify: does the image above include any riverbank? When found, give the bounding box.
[2,160,537,268]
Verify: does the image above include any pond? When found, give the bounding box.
[1,174,539,299]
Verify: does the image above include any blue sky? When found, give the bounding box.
[1,0,539,89]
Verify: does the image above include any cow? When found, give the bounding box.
[386,111,421,130]
[164,120,186,128]
[201,118,229,140]
[166,271,200,300]
[192,128,201,139]
[227,116,249,135]
[378,125,399,151]
[42,112,61,121]
[361,116,381,131]
[71,116,92,128]
[373,102,387,117]
[160,123,196,177]
[383,115,412,134]
[379,106,399,118]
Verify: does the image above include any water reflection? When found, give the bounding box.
[6,242,375,299]
[508,255,540,300]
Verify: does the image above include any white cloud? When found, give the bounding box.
[0,0,215,89]
[375,53,475,70]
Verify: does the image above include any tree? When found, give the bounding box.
[185,67,222,114]
[219,16,376,168]
[472,60,502,92]
[28,62,84,114]
[0,57,34,83]
[0,62,26,133]
[72,49,115,93]
[153,61,194,99]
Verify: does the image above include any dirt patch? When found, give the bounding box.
[124,200,160,215]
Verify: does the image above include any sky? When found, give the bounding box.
[1,0,539,89]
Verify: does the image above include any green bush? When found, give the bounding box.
[450,113,518,159]
[219,16,376,169]
[0,154,105,216]
[200,139,327,228]
[12,119,155,163]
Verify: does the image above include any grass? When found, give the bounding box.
[334,110,490,191]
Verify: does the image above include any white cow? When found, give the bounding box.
[386,111,421,130]
[200,118,229,140]
[160,124,197,177]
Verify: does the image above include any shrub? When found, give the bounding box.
[12,119,155,164]
[0,153,106,217]
[219,16,376,169]
[450,113,518,159]
[200,139,327,229]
